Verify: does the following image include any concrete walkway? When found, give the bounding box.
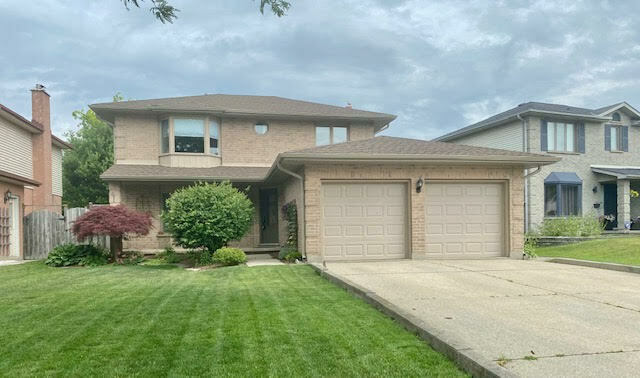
[323,259,640,377]
[0,260,27,267]
[245,253,284,267]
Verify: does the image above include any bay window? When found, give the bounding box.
[174,118,205,153]
[210,120,219,155]
[544,172,582,217]
[161,119,169,153]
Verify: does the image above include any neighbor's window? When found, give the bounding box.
[612,112,621,122]
[544,183,581,217]
[315,126,348,146]
[610,125,621,151]
[209,120,220,155]
[546,122,576,152]
[174,118,204,153]
[161,119,169,154]
[255,123,268,135]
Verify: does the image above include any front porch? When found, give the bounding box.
[592,166,640,230]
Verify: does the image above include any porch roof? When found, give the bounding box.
[101,164,270,182]
[591,166,640,179]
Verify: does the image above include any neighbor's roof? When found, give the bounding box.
[101,164,270,182]
[0,103,72,149]
[278,136,559,166]
[435,101,625,142]
[0,169,41,187]
[90,94,396,129]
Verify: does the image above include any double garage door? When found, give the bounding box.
[321,181,505,261]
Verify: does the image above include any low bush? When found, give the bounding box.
[45,244,109,267]
[157,247,183,263]
[523,233,538,259]
[187,249,214,266]
[212,247,247,266]
[120,250,144,265]
[538,215,604,237]
[278,246,302,263]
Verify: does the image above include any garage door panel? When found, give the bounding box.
[425,182,505,258]
[322,182,407,260]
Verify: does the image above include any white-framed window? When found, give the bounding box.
[546,122,576,152]
[161,119,170,153]
[610,125,622,151]
[544,183,581,217]
[174,118,205,153]
[315,126,348,146]
[209,119,220,155]
[255,123,268,135]
[160,117,221,155]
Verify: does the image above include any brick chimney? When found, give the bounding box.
[30,84,53,212]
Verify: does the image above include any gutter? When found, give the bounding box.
[517,113,530,232]
[275,161,307,261]
[279,153,559,165]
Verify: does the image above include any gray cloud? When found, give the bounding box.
[1,0,640,140]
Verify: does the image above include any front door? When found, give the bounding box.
[603,183,618,230]
[259,188,279,244]
[9,196,20,258]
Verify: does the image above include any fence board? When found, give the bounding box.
[23,207,109,260]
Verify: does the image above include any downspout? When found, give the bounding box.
[276,160,307,261]
[517,113,530,232]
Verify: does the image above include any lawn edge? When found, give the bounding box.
[310,263,516,378]
[547,258,640,274]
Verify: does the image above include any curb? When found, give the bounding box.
[547,258,640,274]
[310,264,516,378]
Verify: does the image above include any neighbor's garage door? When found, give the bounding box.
[425,182,505,257]
[322,182,407,260]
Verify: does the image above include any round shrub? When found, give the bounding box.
[212,247,247,266]
[162,182,254,253]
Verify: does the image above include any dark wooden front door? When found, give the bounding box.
[603,183,618,229]
[259,188,279,244]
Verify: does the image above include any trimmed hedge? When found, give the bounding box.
[212,247,247,266]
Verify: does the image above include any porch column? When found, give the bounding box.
[617,179,631,230]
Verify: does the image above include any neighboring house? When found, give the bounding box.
[0,84,72,259]
[91,95,556,262]
[436,101,640,231]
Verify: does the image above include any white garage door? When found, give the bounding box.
[322,182,407,260]
[425,182,505,257]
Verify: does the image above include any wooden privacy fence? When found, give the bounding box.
[23,207,110,260]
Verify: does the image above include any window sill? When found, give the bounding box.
[547,151,581,155]
[159,152,220,157]
[609,150,624,154]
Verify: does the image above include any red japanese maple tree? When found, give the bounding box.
[71,205,152,262]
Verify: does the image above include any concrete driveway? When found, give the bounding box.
[323,259,640,377]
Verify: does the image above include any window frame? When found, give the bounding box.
[159,116,222,156]
[254,122,269,135]
[546,121,577,153]
[610,125,622,152]
[160,119,170,154]
[612,112,622,122]
[544,183,582,217]
[315,125,350,146]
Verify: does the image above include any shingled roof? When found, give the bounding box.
[279,136,559,166]
[90,94,396,130]
[101,164,270,182]
[435,101,614,142]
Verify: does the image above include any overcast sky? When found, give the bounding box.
[1,0,639,140]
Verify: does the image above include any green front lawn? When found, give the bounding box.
[536,237,640,266]
[0,262,465,377]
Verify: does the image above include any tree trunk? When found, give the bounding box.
[110,236,123,263]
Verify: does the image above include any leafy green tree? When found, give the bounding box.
[121,0,291,23]
[162,182,254,253]
[62,94,122,207]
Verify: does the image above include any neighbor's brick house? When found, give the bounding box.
[92,95,556,262]
[0,85,71,259]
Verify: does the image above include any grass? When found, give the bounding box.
[536,237,640,266]
[0,262,465,377]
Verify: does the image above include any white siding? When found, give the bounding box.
[51,147,63,196]
[0,117,33,179]
[452,121,524,151]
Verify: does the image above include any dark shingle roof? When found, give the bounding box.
[101,164,270,182]
[282,136,558,164]
[591,167,640,179]
[436,101,611,141]
[90,94,396,129]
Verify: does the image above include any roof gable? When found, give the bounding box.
[595,102,640,120]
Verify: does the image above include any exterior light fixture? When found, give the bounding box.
[416,177,424,193]
[3,190,13,204]
[592,186,598,193]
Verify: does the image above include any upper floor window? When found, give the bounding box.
[612,112,622,122]
[316,126,348,146]
[605,124,628,152]
[161,119,169,154]
[210,120,219,155]
[174,118,204,153]
[255,123,268,135]
[546,122,576,152]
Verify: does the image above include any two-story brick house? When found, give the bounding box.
[436,101,640,231]
[91,94,557,262]
[0,85,71,259]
